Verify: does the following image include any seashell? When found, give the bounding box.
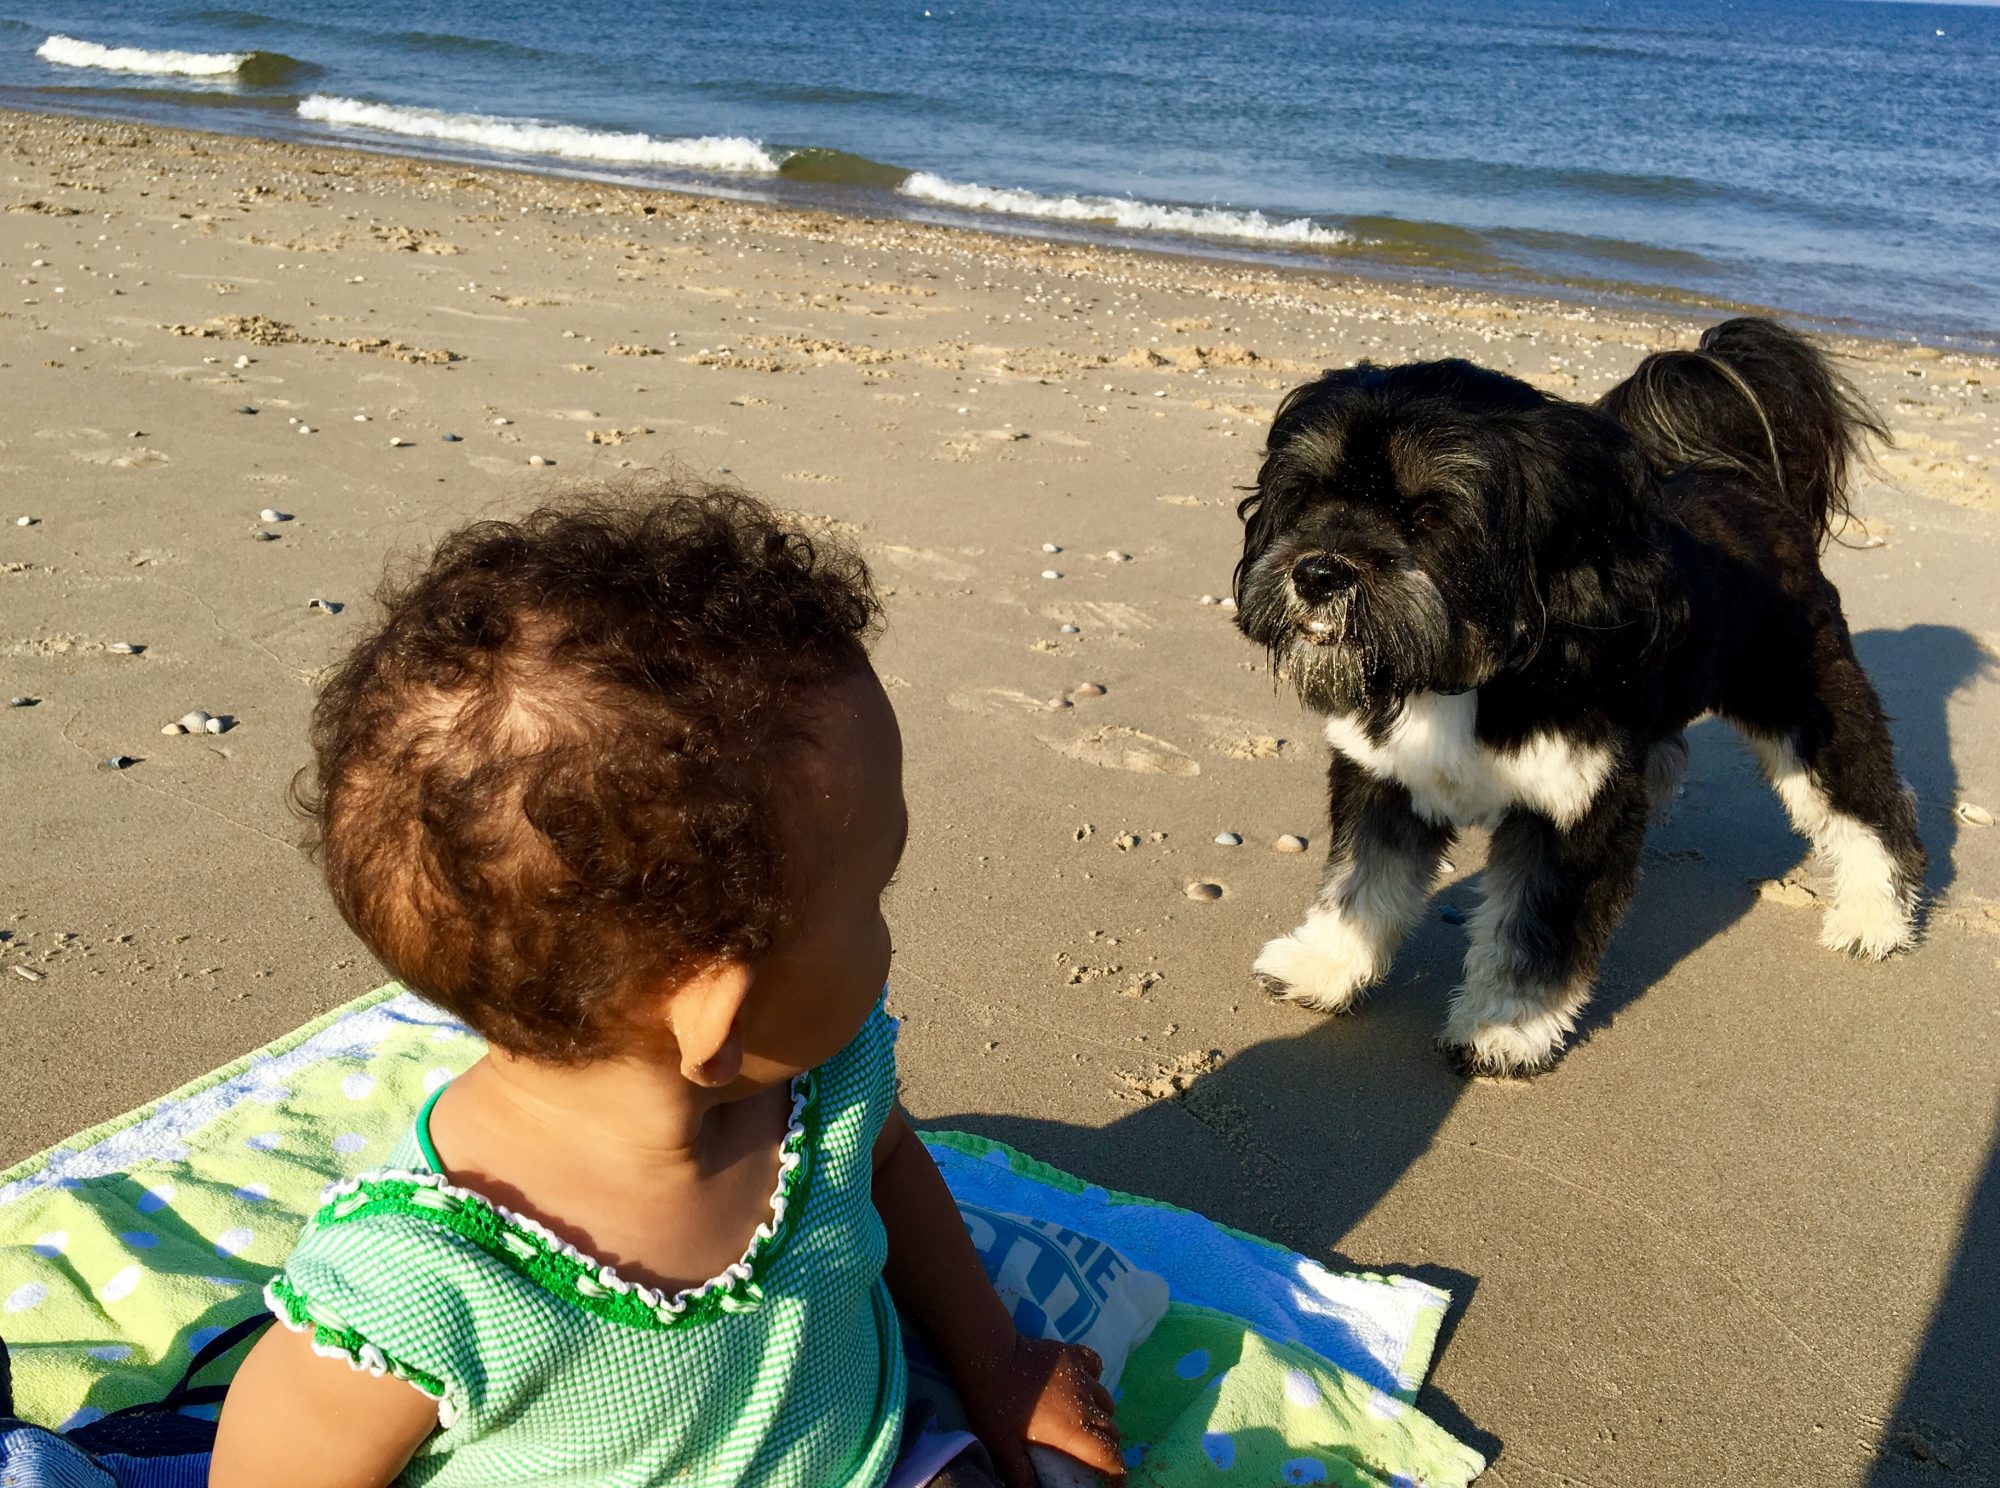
[99,755,136,771]
[1058,624,1079,634]
[107,642,141,655]
[529,455,550,466]
[1957,802,1995,828]
[442,433,461,442]
[238,405,257,414]
[1070,682,1107,699]
[1274,834,1308,854]
[259,508,291,523]
[204,716,229,735]
[11,966,44,983]
[306,597,343,614]
[353,413,370,422]
[493,416,511,426]
[15,516,35,527]
[176,710,213,732]
[234,355,251,368]
[1041,569,1062,580]
[8,696,38,707]
[1042,542,1061,554]
[1105,550,1132,562]
[1199,594,1218,605]
[161,722,186,735]
[389,437,411,448]
[1184,882,1224,901]
[1214,832,1242,846]
[1045,697,1072,711]
[252,528,279,541]
[1220,596,1237,610]
[296,425,313,435]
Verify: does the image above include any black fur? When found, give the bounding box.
[1235,316,1924,1075]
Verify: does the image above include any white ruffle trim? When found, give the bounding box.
[313,1071,811,1326]
[263,1277,461,1428]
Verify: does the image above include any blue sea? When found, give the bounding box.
[1,0,1995,348]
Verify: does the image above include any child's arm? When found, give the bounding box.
[873,1110,1125,1487]
[210,1321,438,1488]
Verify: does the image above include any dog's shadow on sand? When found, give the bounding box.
[928,622,1990,1469]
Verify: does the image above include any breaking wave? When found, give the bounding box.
[296,95,781,173]
[898,172,1352,248]
[37,34,310,84]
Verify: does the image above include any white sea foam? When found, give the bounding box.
[898,171,1351,247]
[297,96,781,174]
[37,34,250,77]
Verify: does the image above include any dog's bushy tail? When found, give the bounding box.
[1599,317,1888,548]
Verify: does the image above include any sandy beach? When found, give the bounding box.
[3,108,1997,1484]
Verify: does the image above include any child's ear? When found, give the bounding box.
[668,960,755,1087]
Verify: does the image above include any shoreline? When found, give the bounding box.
[4,97,1994,359]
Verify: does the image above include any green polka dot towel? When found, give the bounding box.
[0,985,1485,1486]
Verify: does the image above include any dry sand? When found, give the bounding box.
[2,110,1997,1485]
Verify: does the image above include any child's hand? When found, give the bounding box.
[957,1333,1125,1487]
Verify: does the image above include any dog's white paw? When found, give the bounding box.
[1438,976,1587,1077]
[1252,916,1382,1014]
[1819,888,1917,960]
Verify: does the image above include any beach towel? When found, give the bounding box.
[0,985,1485,1487]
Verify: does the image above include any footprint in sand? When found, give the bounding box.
[873,545,978,584]
[947,687,1199,777]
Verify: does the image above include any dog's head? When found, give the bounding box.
[1234,358,1669,717]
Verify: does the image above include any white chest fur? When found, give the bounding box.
[1323,692,1615,829]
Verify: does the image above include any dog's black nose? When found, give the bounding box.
[1290,553,1356,604]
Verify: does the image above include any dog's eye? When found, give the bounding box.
[1407,497,1444,533]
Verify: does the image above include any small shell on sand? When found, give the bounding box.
[1184,882,1224,901]
[1042,543,1062,554]
[8,696,38,707]
[1274,834,1308,853]
[1199,595,1218,605]
[259,508,292,523]
[11,966,44,983]
[1059,624,1079,634]
[15,516,36,527]
[296,425,314,435]
[252,529,279,541]
[238,405,257,415]
[529,455,551,467]
[1958,802,1995,828]
[443,433,461,442]
[204,716,228,735]
[493,417,512,426]
[107,642,142,655]
[1070,682,1107,698]
[1045,697,1072,711]
[1041,569,1062,580]
[1105,550,1132,562]
[1214,832,1242,846]
[389,437,412,448]
[175,710,213,732]
[353,414,370,422]
[307,597,343,615]
[160,722,185,735]
[99,755,136,771]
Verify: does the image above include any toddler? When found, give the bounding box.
[210,489,1122,1488]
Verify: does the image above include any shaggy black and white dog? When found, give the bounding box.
[1234,317,1922,1075]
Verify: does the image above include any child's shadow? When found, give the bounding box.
[926,621,1988,1470]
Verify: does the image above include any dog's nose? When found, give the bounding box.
[1290,553,1356,604]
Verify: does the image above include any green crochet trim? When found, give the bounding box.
[266,1273,449,1401]
[310,1069,818,1331]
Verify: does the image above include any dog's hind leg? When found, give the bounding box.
[1254,756,1453,1014]
[1440,768,1651,1076]
[1739,624,1924,957]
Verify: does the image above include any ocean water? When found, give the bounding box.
[1,0,1995,347]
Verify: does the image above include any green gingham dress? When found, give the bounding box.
[263,1005,907,1488]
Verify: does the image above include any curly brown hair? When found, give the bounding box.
[302,485,881,1062]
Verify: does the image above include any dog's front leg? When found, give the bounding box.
[1254,754,1454,1013]
[1441,769,1650,1076]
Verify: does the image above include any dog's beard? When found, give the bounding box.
[1237,550,1479,715]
